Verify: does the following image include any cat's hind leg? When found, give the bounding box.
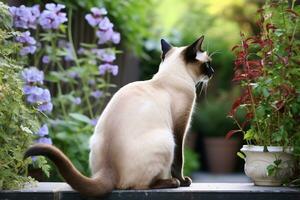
[150,178,180,189]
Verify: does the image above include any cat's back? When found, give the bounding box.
[95,79,171,132]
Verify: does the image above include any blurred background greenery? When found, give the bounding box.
[7,0,264,179]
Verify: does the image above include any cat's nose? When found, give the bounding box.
[204,62,214,78]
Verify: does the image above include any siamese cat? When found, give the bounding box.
[25,36,214,197]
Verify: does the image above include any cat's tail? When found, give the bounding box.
[24,144,115,197]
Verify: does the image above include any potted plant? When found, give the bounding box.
[192,91,243,173]
[227,0,300,186]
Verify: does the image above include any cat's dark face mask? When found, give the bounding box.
[203,61,214,78]
[160,36,214,81]
[183,36,214,80]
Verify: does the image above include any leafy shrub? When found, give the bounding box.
[0,2,49,189]
[227,0,300,149]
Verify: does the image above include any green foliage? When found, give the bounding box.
[191,90,244,137]
[183,147,200,176]
[267,158,282,177]
[102,0,156,56]
[48,116,92,177]
[0,2,50,189]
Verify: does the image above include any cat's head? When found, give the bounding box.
[160,36,214,83]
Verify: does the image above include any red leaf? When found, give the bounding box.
[286,9,299,17]
[228,90,251,117]
[226,130,242,140]
[266,23,277,32]
[247,60,262,68]
[241,121,249,129]
[245,112,254,120]
[275,100,285,112]
[228,97,242,117]
[233,73,248,81]
[280,84,295,97]
[232,45,240,51]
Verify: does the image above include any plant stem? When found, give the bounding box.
[84,88,94,118]
[57,82,67,118]
[67,9,94,118]
[50,31,67,118]
[247,84,263,143]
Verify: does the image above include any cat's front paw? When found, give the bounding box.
[180,176,192,187]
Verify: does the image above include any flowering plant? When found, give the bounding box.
[9,3,121,177]
[227,0,300,152]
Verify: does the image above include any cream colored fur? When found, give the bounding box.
[89,46,210,189]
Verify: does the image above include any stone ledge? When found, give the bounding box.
[1,182,300,200]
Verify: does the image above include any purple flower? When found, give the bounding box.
[42,55,50,64]
[31,156,37,161]
[96,28,114,44]
[99,63,118,76]
[36,124,49,137]
[64,43,74,61]
[36,137,52,145]
[39,3,67,30]
[23,85,43,95]
[88,79,96,85]
[21,67,44,84]
[9,5,40,29]
[16,31,37,55]
[90,118,99,126]
[77,47,85,55]
[27,88,51,103]
[45,3,65,12]
[85,7,107,27]
[91,90,103,99]
[38,102,53,112]
[58,40,67,48]
[98,17,113,30]
[68,71,79,78]
[16,31,36,45]
[72,97,81,105]
[93,48,116,62]
[112,32,121,44]
[20,46,37,56]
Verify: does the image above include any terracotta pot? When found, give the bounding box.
[204,137,240,173]
[241,145,295,186]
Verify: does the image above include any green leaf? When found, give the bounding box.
[244,129,255,141]
[274,159,282,166]
[262,88,270,97]
[267,164,276,176]
[237,152,246,160]
[69,113,91,124]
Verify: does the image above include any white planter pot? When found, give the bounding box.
[241,145,295,186]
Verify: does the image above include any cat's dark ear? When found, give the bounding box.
[161,39,172,60]
[184,35,204,62]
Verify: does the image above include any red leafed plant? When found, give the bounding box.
[227,0,300,151]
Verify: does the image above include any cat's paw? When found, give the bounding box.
[180,176,192,187]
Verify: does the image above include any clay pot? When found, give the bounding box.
[241,145,295,186]
[204,137,240,173]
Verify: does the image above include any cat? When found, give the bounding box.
[24,36,214,197]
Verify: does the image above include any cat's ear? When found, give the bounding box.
[184,35,205,62]
[161,39,172,60]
